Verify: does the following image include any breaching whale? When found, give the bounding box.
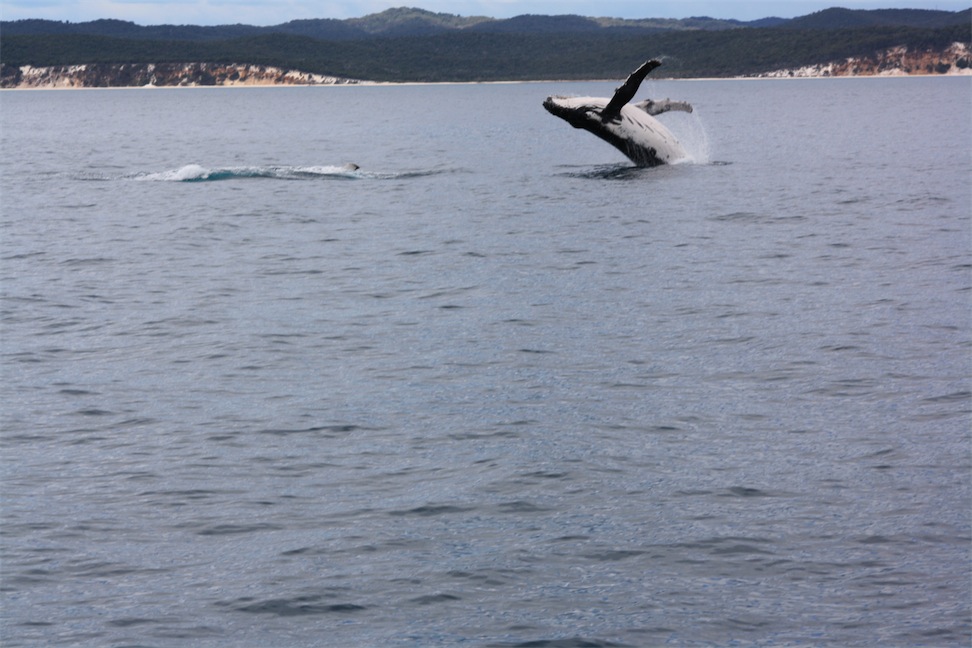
[543,59,693,167]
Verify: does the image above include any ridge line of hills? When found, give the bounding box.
[2,6,970,86]
[3,6,970,40]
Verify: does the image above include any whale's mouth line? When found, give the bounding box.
[543,96,596,128]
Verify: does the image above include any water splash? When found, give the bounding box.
[663,110,712,165]
[133,164,363,182]
[127,164,452,182]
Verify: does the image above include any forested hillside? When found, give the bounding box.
[1,6,969,85]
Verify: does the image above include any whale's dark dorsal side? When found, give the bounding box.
[600,59,661,123]
[543,59,691,167]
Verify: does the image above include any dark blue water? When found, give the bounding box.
[1,78,970,647]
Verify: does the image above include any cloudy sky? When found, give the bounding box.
[1,0,967,25]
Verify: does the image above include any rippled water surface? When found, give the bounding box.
[2,78,970,647]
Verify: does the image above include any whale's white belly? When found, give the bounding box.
[549,95,687,165]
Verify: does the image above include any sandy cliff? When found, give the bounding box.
[756,41,971,78]
[1,62,361,88]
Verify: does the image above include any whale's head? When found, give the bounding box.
[543,95,606,130]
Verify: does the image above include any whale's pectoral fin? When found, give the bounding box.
[634,98,693,116]
[600,59,662,123]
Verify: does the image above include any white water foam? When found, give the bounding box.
[127,164,456,182]
[133,164,365,182]
[663,111,712,165]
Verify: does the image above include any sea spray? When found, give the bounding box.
[663,110,712,165]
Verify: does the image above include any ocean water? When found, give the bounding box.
[1,77,969,647]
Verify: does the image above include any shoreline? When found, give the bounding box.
[4,41,969,89]
[3,46,971,90]
[3,71,970,90]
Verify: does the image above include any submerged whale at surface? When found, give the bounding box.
[543,60,693,167]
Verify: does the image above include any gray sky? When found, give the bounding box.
[1,0,968,25]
